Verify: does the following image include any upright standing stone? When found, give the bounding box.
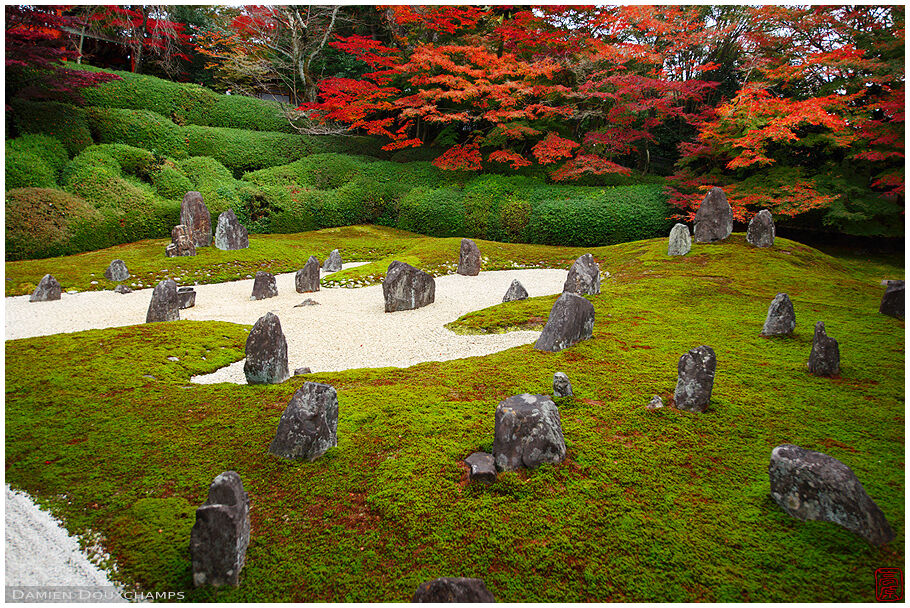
[534,292,595,352]
[177,286,196,309]
[145,279,179,323]
[250,271,277,300]
[563,253,600,295]
[694,187,733,243]
[165,225,196,257]
[667,223,692,256]
[747,209,775,247]
[244,312,289,384]
[269,382,339,461]
[762,293,796,336]
[769,444,895,546]
[502,279,529,302]
[879,280,905,320]
[456,238,481,276]
[553,372,573,397]
[190,471,251,588]
[323,249,342,272]
[493,394,566,471]
[295,256,321,293]
[29,274,62,302]
[181,191,212,248]
[104,259,129,282]
[412,578,496,602]
[214,209,249,251]
[807,321,839,376]
[674,345,716,413]
[382,261,435,312]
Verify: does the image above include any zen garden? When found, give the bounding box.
[4,4,905,604]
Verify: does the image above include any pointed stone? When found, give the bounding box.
[181,191,212,247]
[694,187,733,243]
[553,372,573,397]
[166,225,196,257]
[190,471,250,587]
[879,280,904,320]
[412,577,496,602]
[269,382,338,461]
[762,293,796,336]
[250,271,277,300]
[493,394,566,472]
[214,209,249,250]
[502,279,529,303]
[29,274,62,302]
[674,345,716,413]
[456,238,481,276]
[295,256,321,293]
[104,259,129,281]
[807,321,839,376]
[563,253,600,295]
[145,279,179,323]
[244,312,289,384]
[646,395,664,410]
[382,261,435,312]
[323,249,342,272]
[667,223,692,256]
[747,209,775,247]
[534,292,595,352]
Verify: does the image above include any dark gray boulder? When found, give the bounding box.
[177,286,196,309]
[145,279,180,323]
[762,293,795,336]
[114,284,133,294]
[190,471,250,587]
[295,256,321,293]
[502,279,528,302]
[464,452,496,483]
[412,577,496,602]
[382,261,435,312]
[493,394,566,472]
[181,191,212,248]
[563,253,600,295]
[269,382,338,461]
[667,223,691,256]
[165,224,196,257]
[104,259,129,282]
[456,238,481,276]
[29,274,62,302]
[244,312,289,384]
[747,209,775,247]
[534,292,595,352]
[879,280,904,320]
[807,321,839,376]
[250,271,277,300]
[553,372,573,397]
[694,187,733,243]
[214,209,249,251]
[323,249,342,272]
[769,444,895,546]
[673,345,716,413]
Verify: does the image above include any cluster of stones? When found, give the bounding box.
[667,187,776,256]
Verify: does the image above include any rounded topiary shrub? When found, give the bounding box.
[178,156,244,214]
[5,151,57,190]
[10,99,94,155]
[500,197,533,242]
[152,165,194,200]
[396,188,466,237]
[86,106,186,158]
[6,134,69,172]
[5,188,103,261]
[183,125,315,175]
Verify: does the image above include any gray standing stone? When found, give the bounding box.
[762,293,796,336]
[646,395,664,410]
[694,187,733,243]
[456,238,481,276]
[493,394,566,472]
[181,191,212,248]
[553,372,573,397]
[667,223,692,256]
[673,345,716,413]
[879,280,904,320]
[250,271,277,300]
[165,224,196,258]
[382,261,435,312]
[190,471,251,588]
[145,279,180,323]
[502,279,528,302]
[29,274,62,302]
[534,292,595,352]
[104,259,129,282]
[747,209,775,247]
[563,253,600,295]
[244,312,289,384]
[214,209,249,251]
[464,452,496,483]
[807,321,839,376]
[323,249,342,272]
[769,444,895,546]
[114,284,132,294]
[177,286,196,309]
[412,577,496,603]
[295,256,321,293]
[269,382,338,461]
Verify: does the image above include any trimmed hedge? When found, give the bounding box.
[5,188,103,260]
[6,150,57,190]
[9,99,93,155]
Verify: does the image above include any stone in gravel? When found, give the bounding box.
[769,444,895,546]
[293,367,312,375]
[181,191,212,248]
[382,261,435,312]
[879,280,904,320]
[145,279,179,323]
[323,249,342,272]
[464,452,496,483]
[250,271,278,300]
[295,256,321,293]
[104,259,129,281]
[694,187,733,243]
[493,394,566,472]
[29,274,61,302]
[412,577,496,603]
[553,372,573,397]
[502,279,528,302]
[534,292,595,352]
[761,293,795,336]
[166,224,196,257]
[114,284,132,294]
[244,312,289,384]
[214,209,249,250]
[456,238,481,276]
[269,382,338,461]
[647,395,664,410]
[807,321,839,377]
[673,345,716,413]
[294,299,320,307]
[747,209,775,247]
[563,253,600,295]
[667,223,691,256]
[177,286,196,309]
[190,471,250,587]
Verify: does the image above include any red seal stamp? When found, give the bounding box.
[875,568,904,602]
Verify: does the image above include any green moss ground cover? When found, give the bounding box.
[5,230,904,602]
